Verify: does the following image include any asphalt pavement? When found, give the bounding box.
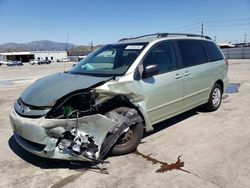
[0,60,250,188]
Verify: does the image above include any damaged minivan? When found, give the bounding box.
[10,33,228,163]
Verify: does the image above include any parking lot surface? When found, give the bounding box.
[0,60,250,188]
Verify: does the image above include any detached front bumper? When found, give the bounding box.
[9,108,117,161]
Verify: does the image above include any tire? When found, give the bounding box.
[204,83,222,111]
[105,107,144,156]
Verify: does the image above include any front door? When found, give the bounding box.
[139,41,183,125]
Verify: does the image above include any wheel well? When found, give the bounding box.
[97,94,146,128]
[215,80,224,93]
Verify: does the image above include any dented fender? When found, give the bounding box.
[95,76,153,132]
[10,108,117,160]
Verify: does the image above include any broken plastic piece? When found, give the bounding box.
[99,108,142,159]
[57,129,99,161]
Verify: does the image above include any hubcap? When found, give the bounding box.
[212,88,221,108]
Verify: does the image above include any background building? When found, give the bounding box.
[0,51,67,62]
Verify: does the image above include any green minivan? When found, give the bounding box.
[10,33,228,162]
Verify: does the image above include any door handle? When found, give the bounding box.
[184,71,191,76]
[175,73,182,79]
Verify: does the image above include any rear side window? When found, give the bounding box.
[177,40,207,67]
[202,41,224,62]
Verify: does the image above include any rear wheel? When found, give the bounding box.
[105,107,144,156]
[204,83,222,111]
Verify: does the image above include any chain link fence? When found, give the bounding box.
[221,47,250,59]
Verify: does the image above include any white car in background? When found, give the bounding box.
[57,58,70,62]
[0,60,12,65]
[29,59,38,65]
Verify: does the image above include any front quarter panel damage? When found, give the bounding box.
[10,73,152,162]
[10,106,143,162]
[72,114,118,157]
[10,109,117,162]
[95,76,152,132]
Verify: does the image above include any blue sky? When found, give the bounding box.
[0,0,249,45]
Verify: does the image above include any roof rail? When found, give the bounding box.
[118,33,211,41]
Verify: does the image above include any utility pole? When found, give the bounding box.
[90,41,94,52]
[64,33,69,72]
[66,33,69,51]
[214,36,217,43]
[201,22,204,36]
[243,34,247,59]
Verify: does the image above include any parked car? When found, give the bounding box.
[78,55,87,61]
[7,61,23,66]
[1,60,12,65]
[29,59,39,65]
[57,58,70,62]
[10,33,228,163]
[37,60,51,65]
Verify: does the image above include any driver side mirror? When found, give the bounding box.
[143,64,159,78]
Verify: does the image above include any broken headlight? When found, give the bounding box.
[46,91,97,119]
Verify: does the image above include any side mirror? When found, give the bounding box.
[143,64,159,78]
[72,64,76,67]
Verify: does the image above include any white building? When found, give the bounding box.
[0,51,67,62]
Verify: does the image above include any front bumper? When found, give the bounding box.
[9,108,116,161]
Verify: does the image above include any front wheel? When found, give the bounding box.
[111,121,144,156]
[105,107,144,156]
[204,83,222,111]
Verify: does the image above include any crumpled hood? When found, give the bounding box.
[21,72,111,106]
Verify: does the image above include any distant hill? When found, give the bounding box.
[67,45,103,56]
[0,40,76,52]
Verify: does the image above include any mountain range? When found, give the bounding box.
[0,40,77,52]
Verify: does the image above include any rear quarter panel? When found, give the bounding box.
[211,59,228,94]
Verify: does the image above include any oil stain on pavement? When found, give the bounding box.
[134,149,190,173]
[134,150,224,187]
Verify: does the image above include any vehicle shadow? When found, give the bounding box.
[143,108,200,138]
[8,136,95,170]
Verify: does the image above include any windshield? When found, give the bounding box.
[69,43,148,76]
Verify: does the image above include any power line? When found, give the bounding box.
[175,25,200,33]
[169,21,249,35]
[206,22,250,28]
[205,18,250,23]
[164,18,250,42]
[169,18,249,31]
[170,22,200,32]
[206,25,250,31]
[206,27,250,32]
